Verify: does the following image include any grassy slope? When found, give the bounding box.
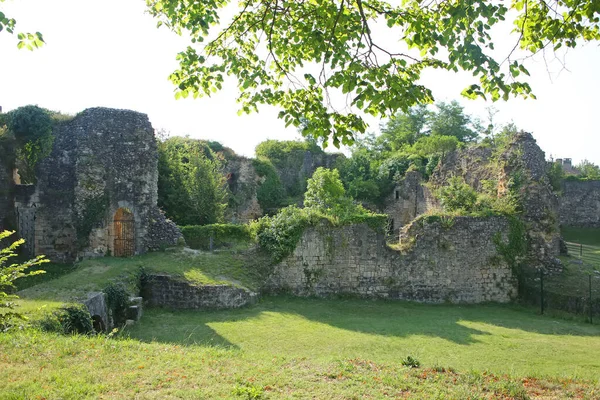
[16,249,257,304]
[2,297,600,399]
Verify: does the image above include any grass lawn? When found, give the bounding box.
[562,227,600,247]
[2,297,600,399]
[16,249,258,304]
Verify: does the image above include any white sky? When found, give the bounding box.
[0,0,598,164]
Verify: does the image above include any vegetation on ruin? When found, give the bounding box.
[180,223,252,251]
[157,136,229,226]
[2,296,600,398]
[252,168,386,263]
[0,105,72,184]
[252,158,286,212]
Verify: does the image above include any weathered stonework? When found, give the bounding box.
[143,274,258,309]
[146,208,184,251]
[9,107,181,262]
[267,217,517,303]
[224,157,263,223]
[559,180,600,228]
[428,132,561,271]
[383,171,433,235]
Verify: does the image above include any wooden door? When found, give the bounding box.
[113,208,135,257]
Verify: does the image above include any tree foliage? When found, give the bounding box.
[1,230,47,331]
[0,1,44,50]
[2,105,58,184]
[146,0,598,145]
[304,167,347,212]
[576,160,600,180]
[157,137,228,226]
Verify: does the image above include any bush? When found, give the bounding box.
[436,176,478,212]
[157,137,228,226]
[5,105,56,184]
[304,168,346,212]
[40,304,94,335]
[180,223,252,250]
[252,159,285,211]
[104,283,131,326]
[1,231,48,331]
[251,205,386,263]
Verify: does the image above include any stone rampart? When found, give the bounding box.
[143,274,258,309]
[267,217,516,303]
[559,180,600,228]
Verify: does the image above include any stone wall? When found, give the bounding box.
[11,107,180,262]
[0,159,14,231]
[559,180,600,228]
[428,132,560,271]
[225,157,263,223]
[267,217,517,303]
[383,171,432,235]
[143,274,258,309]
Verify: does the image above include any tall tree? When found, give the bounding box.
[429,101,479,143]
[376,105,429,153]
[157,137,228,226]
[147,0,599,146]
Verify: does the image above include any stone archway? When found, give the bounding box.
[113,207,135,257]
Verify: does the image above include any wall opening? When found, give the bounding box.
[113,207,135,257]
[92,315,106,332]
[395,190,400,200]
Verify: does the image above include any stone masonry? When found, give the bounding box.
[559,180,600,228]
[143,274,258,309]
[267,217,517,303]
[8,107,181,262]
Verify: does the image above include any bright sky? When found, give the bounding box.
[1,0,598,164]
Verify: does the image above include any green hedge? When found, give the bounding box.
[180,224,252,250]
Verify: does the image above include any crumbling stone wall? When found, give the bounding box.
[267,217,517,303]
[428,132,560,271]
[224,157,263,223]
[383,171,433,234]
[498,132,560,269]
[143,274,258,309]
[13,107,180,262]
[429,145,496,192]
[0,161,13,231]
[559,180,600,228]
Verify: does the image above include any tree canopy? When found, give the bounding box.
[147,0,599,146]
[0,1,44,50]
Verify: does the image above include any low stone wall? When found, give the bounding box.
[143,274,258,309]
[267,217,517,303]
[559,180,600,228]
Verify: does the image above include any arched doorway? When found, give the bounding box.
[113,207,135,257]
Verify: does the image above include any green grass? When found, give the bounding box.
[1,297,599,399]
[562,227,600,246]
[16,249,258,304]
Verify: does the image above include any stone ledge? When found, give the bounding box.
[143,274,258,310]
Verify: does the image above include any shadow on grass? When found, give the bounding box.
[123,296,600,349]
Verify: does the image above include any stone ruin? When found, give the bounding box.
[0,107,182,262]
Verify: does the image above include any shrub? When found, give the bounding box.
[252,205,386,263]
[157,137,228,226]
[104,283,131,326]
[0,230,48,331]
[401,355,421,368]
[436,176,478,212]
[304,167,346,212]
[180,223,252,250]
[252,158,285,211]
[40,304,94,335]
